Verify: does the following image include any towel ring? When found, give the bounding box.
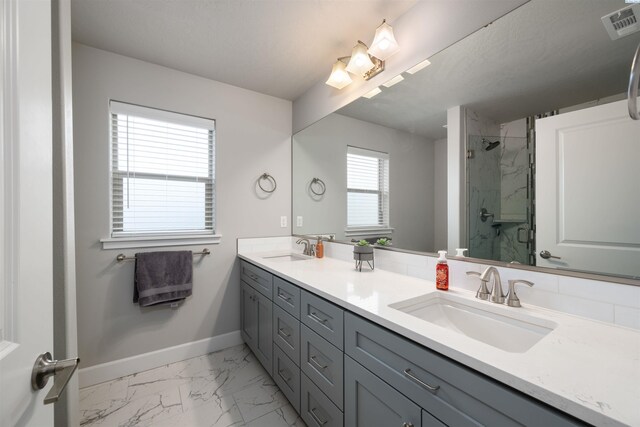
[258,173,277,193]
[310,178,326,196]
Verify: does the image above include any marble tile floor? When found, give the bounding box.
[79,344,306,427]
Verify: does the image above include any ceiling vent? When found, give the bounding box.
[602,4,640,40]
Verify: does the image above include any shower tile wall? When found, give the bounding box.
[499,119,530,264]
[466,109,500,260]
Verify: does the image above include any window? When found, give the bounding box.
[347,146,390,230]
[110,101,215,238]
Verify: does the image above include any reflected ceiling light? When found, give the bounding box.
[346,41,376,75]
[325,19,399,90]
[326,58,353,90]
[362,87,382,99]
[382,74,404,88]
[406,59,431,75]
[368,19,400,60]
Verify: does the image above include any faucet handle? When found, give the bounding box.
[466,271,490,300]
[506,280,534,307]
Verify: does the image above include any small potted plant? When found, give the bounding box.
[353,240,374,271]
[375,237,392,247]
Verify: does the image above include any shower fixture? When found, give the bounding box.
[482,138,501,151]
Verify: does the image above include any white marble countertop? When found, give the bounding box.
[238,251,640,427]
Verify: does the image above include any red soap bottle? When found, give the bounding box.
[436,250,449,291]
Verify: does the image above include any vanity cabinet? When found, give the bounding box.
[344,355,423,427]
[344,312,586,427]
[240,262,273,376]
[239,258,587,427]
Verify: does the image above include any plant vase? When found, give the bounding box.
[353,245,374,271]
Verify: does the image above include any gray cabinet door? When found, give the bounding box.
[240,281,256,349]
[345,355,421,427]
[254,290,273,376]
[301,325,344,410]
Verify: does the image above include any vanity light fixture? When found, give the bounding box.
[326,57,353,90]
[406,58,431,75]
[368,19,400,60]
[326,19,398,90]
[346,40,381,77]
[382,74,404,88]
[362,87,382,99]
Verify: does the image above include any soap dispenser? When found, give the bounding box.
[436,250,449,291]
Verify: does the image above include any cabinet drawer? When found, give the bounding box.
[344,355,421,427]
[345,313,584,427]
[240,260,272,299]
[273,305,300,366]
[301,373,343,427]
[301,325,343,410]
[273,344,300,413]
[301,290,343,349]
[273,276,300,319]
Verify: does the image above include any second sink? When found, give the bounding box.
[389,292,556,353]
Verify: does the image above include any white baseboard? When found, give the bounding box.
[78,330,243,388]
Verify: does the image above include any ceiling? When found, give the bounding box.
[71,0,417,101]
[337,0,640,140]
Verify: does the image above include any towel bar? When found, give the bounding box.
[116,248,211,263]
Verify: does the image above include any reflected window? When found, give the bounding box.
[110,101,215,236]
[347,146,389,229]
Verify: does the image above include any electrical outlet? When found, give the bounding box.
[296,216,303,227]
[280,216,287,228]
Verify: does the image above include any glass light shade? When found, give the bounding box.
[368,20,399,61]
[326,60,353,89]
[346,42,375,76]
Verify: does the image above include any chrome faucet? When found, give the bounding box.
[296,238,315,256]
[466,266,505,303]
[505,280,534,307]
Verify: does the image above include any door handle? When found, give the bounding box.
[539,250,561,260]
[31,352,80,404]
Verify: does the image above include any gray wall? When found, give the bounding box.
[433,138,448,252]
[293,113,436,252]
[72,44,292,368]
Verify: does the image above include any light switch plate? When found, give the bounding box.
[280,216,287,228]
[296,216,303,227]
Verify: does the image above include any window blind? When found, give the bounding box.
[347,146,389,228]
[110,101,215,237]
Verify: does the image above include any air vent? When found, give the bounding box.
[602,4,640,40]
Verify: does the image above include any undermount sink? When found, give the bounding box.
[390,293,557,353]
[262,253,314,262]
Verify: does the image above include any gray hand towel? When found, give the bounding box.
[133,251,193,307]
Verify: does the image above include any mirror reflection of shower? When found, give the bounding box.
[466,118,536,265]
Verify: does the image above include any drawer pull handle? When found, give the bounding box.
[278,327,291,338]
[310,355,328,369]
[309,312,327,324]
[278,368,291,382]
[403,368,439,392]
[402,423,414,427]
[310,407,328,426]
[248,273,258,280]
[278,293,292,302]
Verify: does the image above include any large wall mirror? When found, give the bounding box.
[293,0,640,282]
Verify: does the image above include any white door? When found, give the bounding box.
[536,99,640,277]
[0,1,56,425]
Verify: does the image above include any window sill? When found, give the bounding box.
[345,227,394,237]
[100,234,222,250]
